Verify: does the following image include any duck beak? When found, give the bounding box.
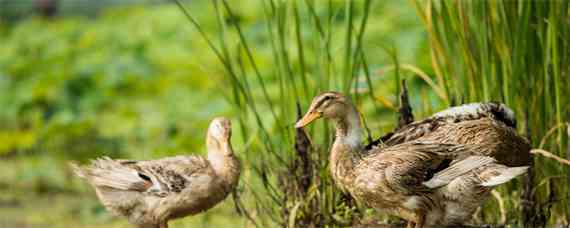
[295,111,322,128]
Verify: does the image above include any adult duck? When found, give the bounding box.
[71,117,240,228]
[295,92,529,227]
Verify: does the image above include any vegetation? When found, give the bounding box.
[0,0,568,227]
[0,4,240,227]
[177,0,569,226]
[412,1,569,226]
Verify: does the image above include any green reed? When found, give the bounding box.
[176,0,569,226]
[174,0,377,226]
[412,0,570,225]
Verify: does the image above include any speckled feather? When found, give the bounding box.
[368,103,531,167]
[348,143,484,219]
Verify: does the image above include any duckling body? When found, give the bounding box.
[72,118,240,228]
[296,92,529,227]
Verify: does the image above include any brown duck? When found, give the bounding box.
[71,117,240,228]
[295,92,530,227]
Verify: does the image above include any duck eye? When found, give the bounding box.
[324,96,332,100]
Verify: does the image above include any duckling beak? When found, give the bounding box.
[295,111,322,128]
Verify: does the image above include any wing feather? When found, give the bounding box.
[72,155,211,197]
[376,142,479,194]
[366,102,517,149]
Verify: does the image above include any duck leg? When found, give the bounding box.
[414,213,425,228]
[159,222,169,228]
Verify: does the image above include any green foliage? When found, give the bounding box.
[180,0,570,226]
[412,0,570,224]
[0,6,231,159]
[1,0,568,227]
[174,0,428,226]
[0,5,237,226]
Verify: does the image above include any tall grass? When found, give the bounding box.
[176,0,569,226]
[412,0,570,225]
[174,0,381,226]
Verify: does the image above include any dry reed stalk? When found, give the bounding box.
[531,149,570,166]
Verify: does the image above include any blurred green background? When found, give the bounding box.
[0,0,568,227]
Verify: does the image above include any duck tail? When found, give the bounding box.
[480,166,529,187]
[69,162,87,179]
[70,157,149,191]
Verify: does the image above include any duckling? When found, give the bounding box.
[296,92,529,227]
[71,117,240,228]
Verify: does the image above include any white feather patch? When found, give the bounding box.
[481,166,528,187]
[340,127,362,148]
[432,103,483,118]
[338,114,363,148]
[423,156,496,188]
[403,196,423,210]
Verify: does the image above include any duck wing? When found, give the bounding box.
[367,142,485,195]
[72,155,211,197]
[365,102,517,149]
[125,156,212,196]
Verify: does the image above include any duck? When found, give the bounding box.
[71,117,240,228]
[295,92,529,227]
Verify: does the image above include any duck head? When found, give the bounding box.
[295,91,354,128]
[207,117,232,154]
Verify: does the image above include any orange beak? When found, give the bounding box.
[295,111,322,128]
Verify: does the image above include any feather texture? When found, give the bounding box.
[423,156,496,188]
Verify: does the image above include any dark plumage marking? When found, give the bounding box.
[165,169,186,193]
[425,158,452,181]
[138,173,152,182]
[147,166,187,193]
[491,108,516,128]
[482,102,516,128]
[364,132,394,150]
[313,92,337,109]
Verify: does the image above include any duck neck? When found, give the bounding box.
[330,105,362,186]
[207,139,240,190]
